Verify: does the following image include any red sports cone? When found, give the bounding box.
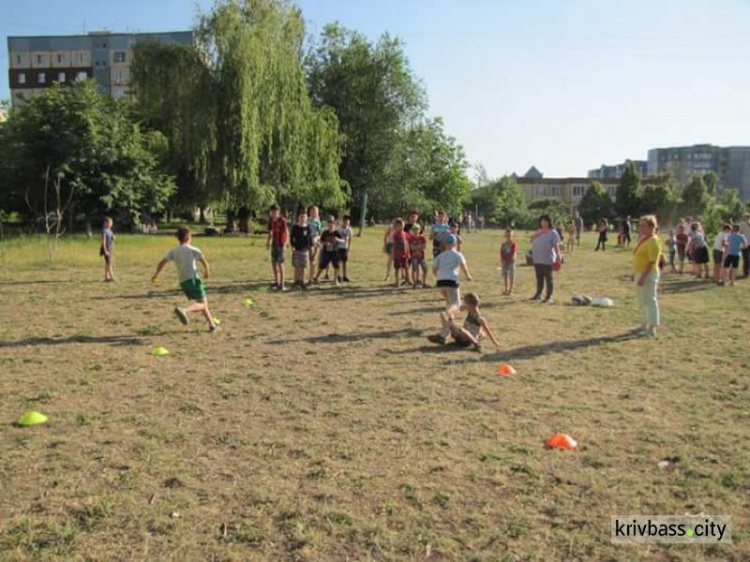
[497,364,517,376]
[546,433,578,450]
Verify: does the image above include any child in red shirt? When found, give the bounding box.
[499,228,518,295]
[409,224,428,288]
[391,218,411,287]
[267,204,289,291]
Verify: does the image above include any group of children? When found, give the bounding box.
[267,205,354,291]
[665,218,748,286]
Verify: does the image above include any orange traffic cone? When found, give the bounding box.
[546,433,578,450]
[497,364,517,376]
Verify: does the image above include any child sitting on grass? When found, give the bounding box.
[151,227,218,332]
[428,292,500,353]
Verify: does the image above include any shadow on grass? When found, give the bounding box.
[659,277,715,294]
[382,331,639,362]
[0,334,144,348]
[90,281,273,300]
[0,279,100,286]
[268,327,424,345]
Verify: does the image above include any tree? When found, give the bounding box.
[306,23,426,223]
[469,175,527,227]
[131,0,344,230]
[494,176,528,227]
[641,181,677,223]
[0,81,175,230]
[578,182,613,228]
[720,188,744,221]
[703,172,719,197]
[615,160,641,218]
[528,197,569,225]
[680,175,713,219]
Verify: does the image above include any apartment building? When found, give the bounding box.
[7,30,193,106]
[588,160,647,179]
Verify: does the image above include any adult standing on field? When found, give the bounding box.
[632,215,662,338]
[740,213,750,278]
[529,214,562,303]
[574,211,584,246]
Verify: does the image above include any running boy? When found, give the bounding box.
[428,292,500,353]
[267,204,289,291]
[432,234,472,311]
[409,224,428,288]
[499,228,517,295]
[391,218,411,287]
[337,215,354,283]
[151,227,217,332]
[100,216,116,282]
[291,209,312,290]
[315,217,344,285]
[722,224,748,286]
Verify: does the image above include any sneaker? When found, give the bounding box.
[632,326,647,336]
[301,283,309,291]
[337,276,343,283]
[543,297,554,304]
[209,324,220,333]
[335,278,341,286]
[280,285,289,292]
[472,343,483,353]
[343,277,351,283]
[428,334,447,345]
[529,295,542,301]
[174,307,189,325]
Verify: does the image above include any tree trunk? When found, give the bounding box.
[238,207,251,234]
[199,206,206,224]
[85,216,93,239]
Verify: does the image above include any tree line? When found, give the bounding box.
[0,0,473,233]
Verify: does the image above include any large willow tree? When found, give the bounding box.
[131,0,344,226]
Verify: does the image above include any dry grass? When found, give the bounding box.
[0,228,748,561]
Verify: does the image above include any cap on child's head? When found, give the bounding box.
[446,234,457,245]
[411,224,421,232]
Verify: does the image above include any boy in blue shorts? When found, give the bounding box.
[151,227,218,332]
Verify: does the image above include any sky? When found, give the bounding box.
[1,0,749,178]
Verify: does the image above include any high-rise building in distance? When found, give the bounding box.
[7,30,193,106]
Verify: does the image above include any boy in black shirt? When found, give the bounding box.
[291,209,313,290]
[314,217,344,286]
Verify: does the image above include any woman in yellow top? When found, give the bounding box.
[633,215,662,338]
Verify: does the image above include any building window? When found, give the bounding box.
[75,53,85,64]
[57,54,63,63]
[114,51,126,63]
[18,73,27,85]
[58,72,66,83]
[76,71,88,81]
[38,72,46,84]
[573,186,585,197]
[16,54,22,64]
[36,54,43,64]
[550,186,561,197]
[536,186,546,197]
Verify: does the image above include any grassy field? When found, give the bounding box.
[0,228,748,561]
